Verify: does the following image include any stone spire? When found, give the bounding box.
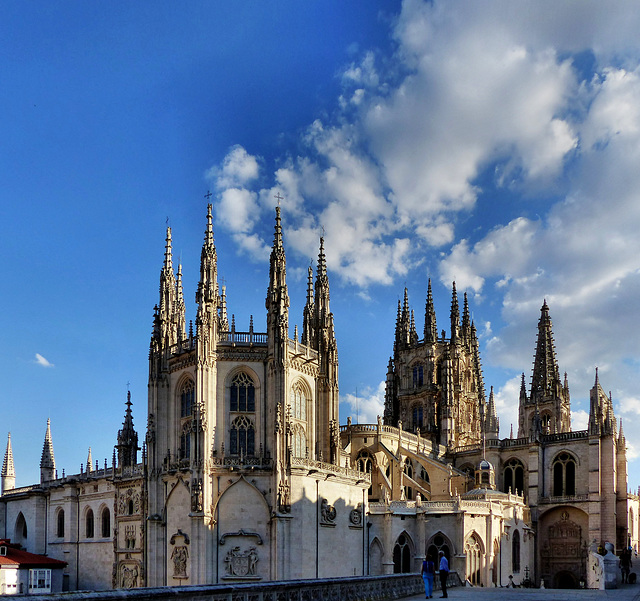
[485,386,499,438]
[117,391,139,468]
[530,301,560,400]
[1,433,16,494]
[40,419,56,483]
[175,263,186,341]
[302,266,315,347]
[196,204,219,318]
[517,372,528,438]
[86,447,93,473]
[450,282,460,342]
[424,278,437,343]
[266,206,289,338]
[158,227,177,347]
[461,291,471,340]
[219,284,229,331]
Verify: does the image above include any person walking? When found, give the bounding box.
[421,553,435,598]
[438,550,449,598]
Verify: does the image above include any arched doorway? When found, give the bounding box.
[426,532,452,564]
[554,570,579,589]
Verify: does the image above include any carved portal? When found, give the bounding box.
[541,510,587,587]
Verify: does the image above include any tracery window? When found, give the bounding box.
[101,507,110,538]
[552,452,576,497]
[393,533,412,573]
[230,372,255,412]
[56,509,64,538]
[512,530,521,574]
[503,458,525,495]
[85,508,94,539]
[412,405,423,431]
[180,379,194,418]
[180,422,191,460]
[541,412,552,434]
[230,415,255,455]
[292,424,306,458]
[290,382,306,420]
[356,451,373,474]
[419,466,429,482]
[412,365,423,388]
[465,533,483,585]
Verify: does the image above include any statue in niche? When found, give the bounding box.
[277,480,291,513]
[120,564,138,589]
[171,545,189,579]
[320,498,336,524]
[191,478,203,512]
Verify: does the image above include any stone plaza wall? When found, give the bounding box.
[25,573,423,601]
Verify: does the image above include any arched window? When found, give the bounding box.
[356,451,373,474]
[503,458,525,495]
[292,424,306,458]
[180,379,194,418]
[541,413,552,434]
[393,533,412,573]
[290,382,306,420]
[552,452,577,497]
[85,508,94,539]
[56,509,65,538]
[403,458,413,500]
[101,507,111,538]
[512,530,521,573]
[230,415,255,455]
[412,405,423,431]
[15,513,27,547]
[230,372,255,412]
[412,365,423,388]
[427,533,451,572]
[419,467,429,482]
[180,422,191,460]
[465,533,483,585]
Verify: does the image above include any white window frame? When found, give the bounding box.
[28,569,51,592]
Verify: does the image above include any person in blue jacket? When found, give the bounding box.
[438,550,449,598]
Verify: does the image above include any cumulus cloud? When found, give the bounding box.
[34,353,54,368]
[341,382,386,425]
[204,1,640,474]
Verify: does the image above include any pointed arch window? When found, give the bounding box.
[465,533,483,585]
[180,422,191,460]
[503,458,525,495]
[101,507,111,538]
[552,452,576,497]
[85,508,94,539]
[292,424,306,458]
[512,530,521,574]
[230,372,255,412]
[180,379,194,418]
[412,405,423,432]
[230,415,255,456]
[412,365,423,388]
[393,533,412,573]
[56,509,65,539]
[290,382,306,421]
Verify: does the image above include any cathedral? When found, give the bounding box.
[0,206,636,592]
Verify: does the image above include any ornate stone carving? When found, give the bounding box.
[119,563,139,589]
[224,546,259,577]
[320,498,336,525]
[275,403,282,434]
[349,503,363,526]
[169,530,190,580]
[278,480,291,513]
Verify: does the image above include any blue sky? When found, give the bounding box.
[3,1,640,491]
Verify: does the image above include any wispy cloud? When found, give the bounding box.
[34,353,54,368]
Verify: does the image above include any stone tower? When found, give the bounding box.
[384,280,487,449]
[517,301,571,437]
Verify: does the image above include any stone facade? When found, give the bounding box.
[0,206,636,590]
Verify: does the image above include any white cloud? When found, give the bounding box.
[341,382,386,425]
[34,353,53,368]
[571,409,589,431]
[492,376,521,438]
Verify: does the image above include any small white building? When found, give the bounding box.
[0,539,66,595]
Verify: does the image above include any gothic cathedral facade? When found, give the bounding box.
[0,206,637,591]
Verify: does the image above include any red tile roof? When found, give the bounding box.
[0,541,66,569]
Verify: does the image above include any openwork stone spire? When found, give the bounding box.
[40,418,56,483]
[424,278,437,343]
[530,300,561,402]
[1,433,15,494]
[117,391,139,468]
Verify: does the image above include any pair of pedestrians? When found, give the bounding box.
[421,550,449,598]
